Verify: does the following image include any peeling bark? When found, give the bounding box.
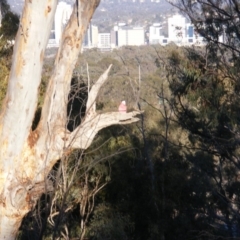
[0,0,141,238]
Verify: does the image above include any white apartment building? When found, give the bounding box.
[48,1,73,47]
[149,23,163,44]
[128,27,145,46]
[54,2,73,45]
[98,33,111,49]
[116,26,145,47]
[84,23,99,48]
[147,14,206,46]
[168,14,186,43]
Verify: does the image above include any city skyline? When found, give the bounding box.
[47,1,204,49]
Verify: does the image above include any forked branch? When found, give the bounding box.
[85,64,113,118]
[67,66,142,149]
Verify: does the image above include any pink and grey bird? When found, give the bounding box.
[118,100,127,113]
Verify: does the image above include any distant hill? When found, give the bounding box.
[8,0,74,14]
[8,0,172,15]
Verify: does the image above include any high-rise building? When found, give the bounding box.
[98,33,111,49]
[148,14,204,46]
[110,27,118,48]
[48,1,73,47]
[115,26,145,47]
[168,14,186,43]
[149,23,162,44]
[84,23,99,48]
[54,2,73,45]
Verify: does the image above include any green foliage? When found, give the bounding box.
[0,11,19,40]
[163,1,240,238]
[97,57,121,74]
[0,60,8,106]
[0,5,20,110]
[0,38,12,109]
[0,0,10,16]
[88,204,133,240]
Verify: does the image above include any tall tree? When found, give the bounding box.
[0,0,140,239]
[166,0,240,237]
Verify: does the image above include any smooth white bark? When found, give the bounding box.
[0,1,58,238]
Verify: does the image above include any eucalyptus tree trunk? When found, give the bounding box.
[0,0,140,239]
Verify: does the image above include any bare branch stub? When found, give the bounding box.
[86,64,113,118]
[67,66,142,150]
